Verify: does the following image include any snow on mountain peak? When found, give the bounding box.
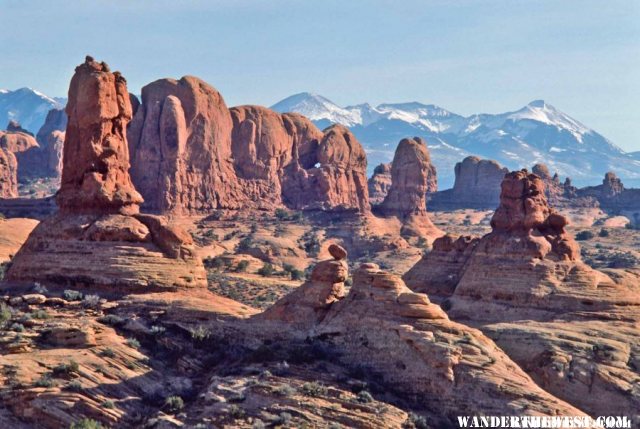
[506,100,592,141]
[271,92,360,126]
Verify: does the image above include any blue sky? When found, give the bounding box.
[1,0,639,151]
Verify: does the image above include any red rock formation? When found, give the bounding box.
[57,58,143,215]
[6,57,206,289]
[578,172,640,215]
[429,156,508,210]
[0,147,18,198]
[229,106,324,208]
[0,121,40,182]
[375,137,442,240]
[36,108,67,178]
[403,234,479,300]
[404,169,640,418]
[128,79,370,215]
[250,252,584,424]
[281,124,370,212]
[128,76,243,213]
[367,163,392,205]
[379,137,433,217]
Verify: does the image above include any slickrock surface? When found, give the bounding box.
[0,147,18,198]
[367,162,392,205]
[6,57,206,290]
[405,169,640,420]
[0,218,38,262]
[430,156,508,209]
[376,137,442,240]
[246,249,584,425]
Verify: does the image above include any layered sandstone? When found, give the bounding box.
[429,156,508,209]
[404,169,640,419]
[35,108,67,178]
[578,172,640,216]
[375,137,441,239]
[282,124,369,212]
[128,76,371,214]
[6,57,206,290]
[0,121,40,182]
[128,76,244,213]
[0,147,18,198]
[248,249,583,425]
[367,163,392,205]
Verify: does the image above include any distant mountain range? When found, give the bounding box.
[272,93,640,188]
[0,88,65,133]
[2,87,638,189]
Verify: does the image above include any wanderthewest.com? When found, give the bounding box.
[456,416,632,428]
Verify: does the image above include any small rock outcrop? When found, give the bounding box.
[0,147,18,198]
[429,156,508,209]
[578,171,640,215]
[6,57,206,290]
[248,251,583,425]
[35,108,67,178]
[368,163,392,205]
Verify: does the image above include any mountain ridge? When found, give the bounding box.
[272,93,640,188]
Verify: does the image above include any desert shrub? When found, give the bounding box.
[70,418,104,429]
[274,384,296,396]
[276,412,292,425]
[0,303,12,327]
[63,289,83,301]
[67,380,83,392]
[34,373,55,387]
[100,348,116,358]
[301,381,327,397]
[290,269,305,281]
[150,325,166,335]
[100,400,115,409]
[164,395,184,413]
[403,413,429,429]
[53,360,79,376]
[228,404,245,419]
[98,314,124,326]
[257,263,275,277]
[575,230,595,241]
[82,294,101,308]
[275,208,289,220]
[252,419,266,429]
[126,338,141,349]
[189,325,211,341]
[10,322,25,332]
[204,256,226,270]
[356,390,374,403]
[237,236,253,251]
[30,309,50,319]
[607,252,639,268]
[236,260,250,272]
[33,283,48,294]
[598,228,610,237]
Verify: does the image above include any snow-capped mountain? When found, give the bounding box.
[272,94,640,188]
[0,87,65,133]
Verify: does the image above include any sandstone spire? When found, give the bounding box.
[57,56,143,215]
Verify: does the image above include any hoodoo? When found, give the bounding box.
[6,57,206,289]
